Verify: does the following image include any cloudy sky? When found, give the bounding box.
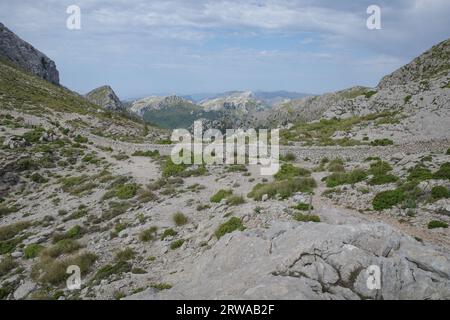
[1,0,449,99]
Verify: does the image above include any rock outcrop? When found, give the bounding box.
[0,22,59,85]
[127,208,450,300]
[85,85,124,112]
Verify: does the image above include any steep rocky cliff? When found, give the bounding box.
[85,85,124,112]
[0,22,59,85]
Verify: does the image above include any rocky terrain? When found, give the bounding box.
[0,24,449,300]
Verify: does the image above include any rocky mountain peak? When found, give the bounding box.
[378,38,450,89]
[0,22,59,85]
[85,85,124,111]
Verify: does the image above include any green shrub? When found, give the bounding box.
[293,213,320,223]
[327,159,345,173]
[373,189,405,211]
[115,248,135,262]
[215,217,245,239]
[24,244,44,259]
[101,201,131,221]
[404,95,412,103]
[446,148,450,155]
[210,189,233,203]
[170,239,185,250]
[293,203,313,211]
[428,220,449,229]
[226,195,245,206]
[132,150,160,158]
[172,212,188,226]
[73,135,88,143]
[161,229,177,240]
[364,91,377,99]
[42,240,81,258]
[407,166,433,182]
[274,164,310,180]
[22,127,45,143]
[431,186,450,199]
[162,158,187,177]
[371,139,394,146]
[325,169,367,187]
[115,184,140,199]
[248,177,317,201]
[368,174,398,185]
[93,260,131,282]
[433,163,450,180]
[369,161,392,175]
[151,283,172,290]
[139,226,158,242]
[282,153,296,162]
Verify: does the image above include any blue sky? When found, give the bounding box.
[1,0,449,99]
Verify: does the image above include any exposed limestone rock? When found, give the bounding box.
[0,22,59,85]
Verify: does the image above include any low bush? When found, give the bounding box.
[210,189,233,203]
[161,229,177,240]
[407,166,433,182]
[427,220,449,229]
[371,139,394,146]
[368,174,398,185]
[293,213,320,223]
[23,244,44,259]
[226,195,245,206]
[274,164,310,180]
[139,226,158,242]
[170,239,185,250]
[0,256,17,277]
[248,177,317,201]
[372,189,405,211]
[172,212,188,226]
[433,163,450,180]
[215,217,245,239]
[431,186,450,199]
[325,169,367,187]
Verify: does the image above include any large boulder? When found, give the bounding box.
[0,22,59,85]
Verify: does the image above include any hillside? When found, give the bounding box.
[85,86,124,112]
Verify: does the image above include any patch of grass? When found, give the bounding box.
[52,226,84,243]
[433,162,450,180]
[248,177,317,201]
[161,229,177,240]
[101,201,131,221]
[23,244,44,259]
[368,174,398,185]
[42,240,82,258]
[407,165,433,182]
[371,139,394,146]
[170,239,185,250]
[30,172,48,184]
[327,158,345,172]
[33,252,97,285]
[210,189,233,203]
[215,217,245,239]
[115,183,140,200]
[446,148,450,155]
[0,221,31,241]
[369,161,392,175]
[151,283,172,291]
[280,153,296,162]
[139,226,158,242]
[92,260,131,282]
[293,213,320,223]
[428,220,449,229]
[226,195,245,206]
[132,150,160,158]
[115,248,135,262]
[274,164,310,180]
[0,256,17,277]
[292,203,313,211]
[325,169,367,187]
[431,186,450,199]
[172,212,188,226]
[372,189,405,211]
[0,205,18,217]
[73,135,88,144]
